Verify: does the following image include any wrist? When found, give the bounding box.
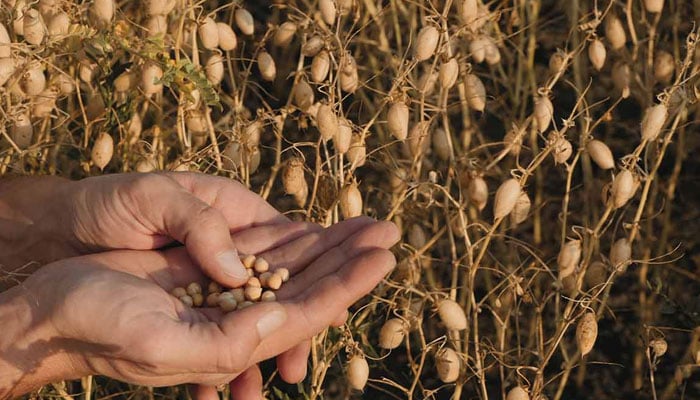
[0,284,82,398]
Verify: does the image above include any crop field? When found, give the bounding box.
[1,0,700,399]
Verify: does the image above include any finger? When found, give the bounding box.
[229,365,264,400]
[276,340,310,383]
[190,384,219,400]
[252,249,396,362]
[260,216,376,274]
[165,172,288,227]
[275,221,400,299]
[331,310,348,327]
[230,222,322,256]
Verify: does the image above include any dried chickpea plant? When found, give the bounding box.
[2,0,700,399]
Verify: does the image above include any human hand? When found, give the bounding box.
[0,218,399,399]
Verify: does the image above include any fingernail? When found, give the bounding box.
[256,307,287,339]
[217,250,248,280]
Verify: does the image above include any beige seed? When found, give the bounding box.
[217,22,237,51]
[141,62,163,95]
[241,254,256,269]
[438,299,467,330]
[576,311,598,356]
[414,25,439,62]
[276,267,290,282]
[261,290,276,302]
[186,282,202,295]
[238,300,254,309]
[387,102,409,140]
[378,318,406,349]
[644,0,664,13]
[319,0,337,26]
[588,39,606,71]
[310,50,330,83]
[218,296,238,312]
[283,157,306,195]
[605,15,626,50]
[534,95,554,133]
[179,295,194,307]
[346,356,369,390]
[244,285,262,301]
[293,80,314,111]
[206,292,220,307]
[230,288,245,303]
[611,61,631,98]
[258,272,272,287]
[510,191,531,225]
[316,104,339,142]
[653,50,675,83]
[650,338,668,357]
[558,239,582,280]
[208,281,222,294]
[257,51,276,81]
[339,183,363,219]
[439,58,459,89]
[609,237,632,272]
[586,139,614,170]
[506,386,530,400]
[464,73,486,111]
[254,257,269,273]
[436,348,460,383]
[205,53,224,85]
[234,8,254,35]
[610,169,635,208]
[171,287,187,298]
[191,293,204,307]
[273,21,297,47]
[23,9,45,45]
[0,23,11,58]
[493,178,521,220]
[335,118,352,154]
[246,277,261,288]
[91,132,113,170]
[467,176,488,211]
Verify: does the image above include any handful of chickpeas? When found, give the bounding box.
[170,254,290,312]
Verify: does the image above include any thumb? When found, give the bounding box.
[157,189,249,287]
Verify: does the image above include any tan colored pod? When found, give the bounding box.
[302,35,324,57]
[11,112,33,149]
[387,102,409,140]
[653,50,674,84]
[293,80,314,111]
[416,70,438,96]
[576,311,598,356]
[23,9,45,45]
[185,110,207,135]
[467,176,488,211]
[649,338,668,357]
[145,0,176,16]
[22,63,46,96]
[346,134,366,167]
[605,15,626,50]
[141,62,163,95]
[493,178,521,220]
[588,39,606,71]
[469,36,488,63]
[91,0,114,25]
[407,120,430,156]
[319,0,337,26]
[145,15,167,37]
[257,51,276,81]
[334,117,352,154]
[91,132,113,170]
[552,136,572,164]
[438,299,467,330]
[217,22,237,51]
[432,127,450,161]
[234,8,254,35]
[32,87,58,118]
[510,191,531,225]
[273,21,296,47]
[346,356,369,390]
[243,119,262,147]
[436,347,460,383]
[316,103,339,142]
[414,25,439,62]
[339,53,358,93]
[0,58,17,87]
[611,61,631,98]
[114,71,135,92]
[549,52,566,75]
[558,239,582,280]
[610,169,635,208]
[340,183,362,219]
[0,23,11,58]
[310,50,330,83]
[503,128,522,156]
[644,0,664,13]
[283,157,306,195]
[460,0,478,25]
[534,95,553,133]
[464,73,486,111]
[204,53,224,86]
[198,17,219,50]
[506,386,530,400]
[439,58,459,89]
[293,180,308,206]
[586,139,614,169]
[484,38,501,65]
[586,261,607,289]
[609,237,631,272]
[407,224,427,249]
[641,103,668,141]
[378,318,406,349]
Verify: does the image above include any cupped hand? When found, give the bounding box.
[62,172,292,287]
[3,218,399,399]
